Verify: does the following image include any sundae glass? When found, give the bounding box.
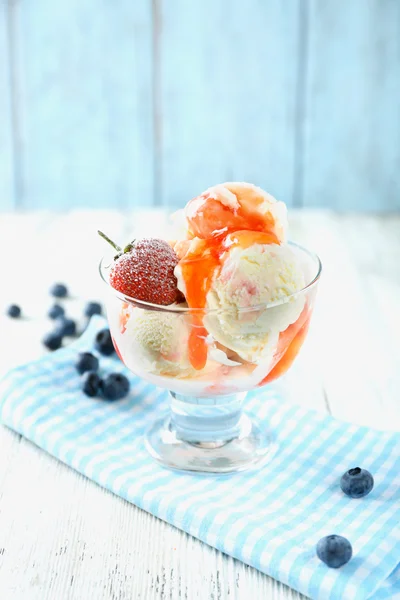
[99,183,321,473]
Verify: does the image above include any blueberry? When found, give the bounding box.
[84,302,102,318]
[82,371,101,397]
[48,304,65,320]
[43,331,63,351]
[95,328,115,356]
[56,317,77,337]
[50,283,68,298]
[340,467,374,498]
[76,352,99,375]
[101,373,130,400]
[316,535,352,568]
[7,304,21,318]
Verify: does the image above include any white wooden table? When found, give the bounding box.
[0,210,399,600]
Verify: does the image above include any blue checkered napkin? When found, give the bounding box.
[0,317,399,600]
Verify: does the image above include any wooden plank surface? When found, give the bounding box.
[303,0,400,210]
[158,0,302,208]
[10,0,154,210]
[0,210,399,599]
[3,2,400,211]
[0,3,15,210]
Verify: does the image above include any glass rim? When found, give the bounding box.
[98,240,322,314]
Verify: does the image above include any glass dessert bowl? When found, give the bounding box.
[99,241,321,474]
[98,182,321,472]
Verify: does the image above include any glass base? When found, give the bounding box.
[145,412,272,473]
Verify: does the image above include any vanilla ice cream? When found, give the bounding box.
[204,242,306,363]
[119,308,195,377]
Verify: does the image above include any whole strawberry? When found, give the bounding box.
[99,231,184,305]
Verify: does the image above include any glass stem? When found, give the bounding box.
[169,392,247,447]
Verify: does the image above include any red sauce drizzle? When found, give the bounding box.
[259,303,312,385]
[179,237,223,370]
[119,302,131,334]
[111,335,124,364]
[187,194,277,240]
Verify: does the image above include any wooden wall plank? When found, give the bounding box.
[3,0,400,213]
[303,0,400,211]
[0,4,15,210]
[158,0,301,208]
[13,0,154,210]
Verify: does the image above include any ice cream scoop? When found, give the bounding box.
[204,238,306,363]
[121,308,194,377]
[185,182,287,242]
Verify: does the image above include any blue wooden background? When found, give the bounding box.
[1,0,399,211]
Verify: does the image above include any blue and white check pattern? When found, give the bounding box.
[0,317,399,600]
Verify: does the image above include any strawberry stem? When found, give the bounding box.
[123,242,135,253]
[98,230,122,253]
